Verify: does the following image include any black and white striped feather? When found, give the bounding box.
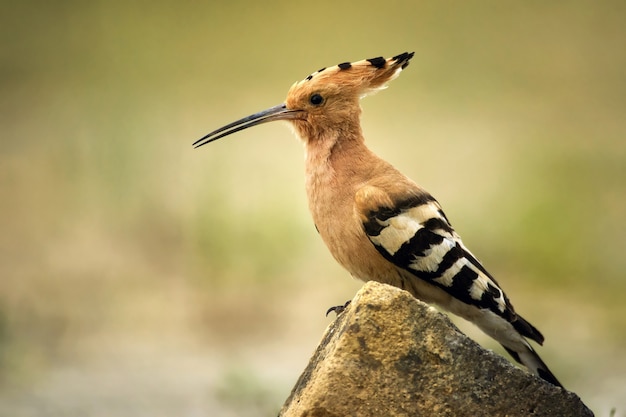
[362,192,562,387]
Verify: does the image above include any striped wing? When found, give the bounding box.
[362,193,515,322]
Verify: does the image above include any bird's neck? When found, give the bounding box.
[304,127,369,182]
[304,128,383,222]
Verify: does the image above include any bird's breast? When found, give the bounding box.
[304,156,399,283]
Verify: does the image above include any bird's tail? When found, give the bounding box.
[501,343,563,388]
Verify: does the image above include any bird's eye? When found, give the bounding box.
[310,94,324,106]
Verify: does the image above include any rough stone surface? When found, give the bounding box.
[279,282,594,417]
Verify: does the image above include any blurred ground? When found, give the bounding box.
[1,1,625,416]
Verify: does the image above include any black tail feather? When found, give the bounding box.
[501,344,563,388]
[512,314,544,345]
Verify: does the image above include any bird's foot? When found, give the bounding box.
[326,300,352,317]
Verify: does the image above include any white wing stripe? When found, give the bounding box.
[409,237,455,273]
[369,214,423,256]
[432,257,466,287]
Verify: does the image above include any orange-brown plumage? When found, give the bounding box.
[194,52,563,388]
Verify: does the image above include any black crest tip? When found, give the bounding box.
[393,51,415,69]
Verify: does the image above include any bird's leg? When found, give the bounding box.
[326,300,352,317]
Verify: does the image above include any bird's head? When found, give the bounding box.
[193,52,414,148]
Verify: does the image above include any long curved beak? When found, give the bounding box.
[193,104,304,148]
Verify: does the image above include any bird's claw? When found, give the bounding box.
[326,300,352,317]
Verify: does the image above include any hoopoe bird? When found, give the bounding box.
[194,52,563,388]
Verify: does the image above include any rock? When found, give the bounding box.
[279,281,594,417]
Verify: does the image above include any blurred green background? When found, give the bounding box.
[1,0,625,415]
